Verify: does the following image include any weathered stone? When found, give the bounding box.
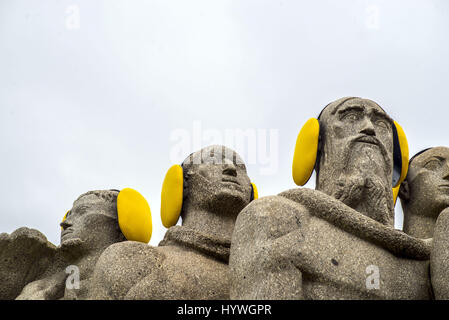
[16,190,126,300]
[0,227,57,300]
[88,145,253,299]
[408,147,449,299]
[400,147,449,239]
[229,97,433,299]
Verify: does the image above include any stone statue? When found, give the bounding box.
[402,147,449,299]
[229,97,432,299]
[88,145,254,299]
[0,228,57,300]
[16,190,127,300]
[399,147,449,239]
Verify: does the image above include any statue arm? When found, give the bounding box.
[229,196,308,299]
[431,207,449,299]
[15,271,67,300]
[89,241,163,300]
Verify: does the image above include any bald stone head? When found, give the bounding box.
[181,145,252,216]
[178,145,253,238]
[60,190,126,252]
[400,147,449,237]
[317,97,396,225]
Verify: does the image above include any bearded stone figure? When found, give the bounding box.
[229,97,432,300]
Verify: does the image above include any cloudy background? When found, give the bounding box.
[1,0,448,246]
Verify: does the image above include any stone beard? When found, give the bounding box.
[316,100,395,226]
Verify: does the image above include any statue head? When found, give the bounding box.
[60,190,126,253]
[180,145,253,220]
[400,147,449,220]
[316,97,396,224]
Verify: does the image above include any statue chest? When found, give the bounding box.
[299,217,432,299]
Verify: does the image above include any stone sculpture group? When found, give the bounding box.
[1,97,449,300]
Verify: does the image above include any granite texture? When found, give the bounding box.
[88,145,253,299]
[229,98,433,299]
[0,228,57,300]
[400,147,449,239]
[16,190,126,300]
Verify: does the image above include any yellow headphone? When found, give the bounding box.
[61,188,152,243]
[160,164,258,228]
[292,107,409,204]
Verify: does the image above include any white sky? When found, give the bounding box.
[1,0,448,246]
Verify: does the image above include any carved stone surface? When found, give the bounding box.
[229,98,433,299]
[410,147,449,299]
[3,102,449,300]
[88,145,253,299]
[16,190,126,300]
[400,147,449,239]
[0,228,57,300]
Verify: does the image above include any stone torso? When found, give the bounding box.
[229,189,432,300]
[89,226,231,300]
[300,216,431,299]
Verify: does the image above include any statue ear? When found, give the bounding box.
[250,183,258,201]
[398,179,410,202]
[60,210,70,230]
[392,121,409,188]
[117,188,152,243]
[292,118,320,186]
[161,164,184,228]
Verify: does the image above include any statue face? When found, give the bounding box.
[183,146,252,209]
[320,98,394,183]
[60,192,121,249]
[317,98,395,225]
[406,147,449,216]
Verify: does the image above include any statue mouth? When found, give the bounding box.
[61,228,74,239]
[222,176,240,185]
[354,135,380,147]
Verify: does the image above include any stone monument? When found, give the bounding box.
[229,97,432,299]
[16,190,128,299]
[88,145,255,299]
[399,147,449,239]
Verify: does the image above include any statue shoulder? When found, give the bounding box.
[431,207,449,299]
[230,193,311,299]
[236,194,311,231]
[0,227,57,300]
[90,241,165,299]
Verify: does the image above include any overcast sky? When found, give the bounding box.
[1,0,448,246]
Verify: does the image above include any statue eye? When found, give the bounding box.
[342,113,360,122]
[375,119,389,129]
[424,159,441,171]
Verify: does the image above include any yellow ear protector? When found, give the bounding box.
[61,188,152,243]
[161,164,258,228]
[292,107,409,198]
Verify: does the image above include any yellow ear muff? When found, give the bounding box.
[251,183,258,200]
[117,188,152,243]
[392,185,400,206]
[393,121,409,188]
[61,210,69,230]
[161,164,184,228]
[292,118,320,186]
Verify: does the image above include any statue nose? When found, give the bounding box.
[60,220,72,229]
[360,118,376,136]
[223,165,237,177]
[443,161,449,180]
